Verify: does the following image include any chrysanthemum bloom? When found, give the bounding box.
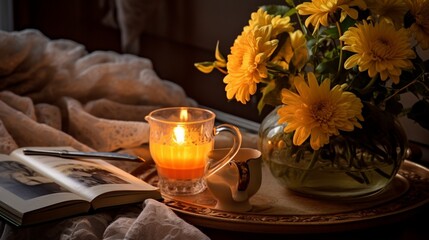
[224,26,278,104]
[296,0,367,34]
[277,73,364,150]
[341,20,416,84]
[289,30,309,71]
[246,8,294,37]
[406,0,429,50]
[273,30,308,71]
[365,0,408,28]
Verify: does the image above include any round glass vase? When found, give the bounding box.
[258,105,408,199]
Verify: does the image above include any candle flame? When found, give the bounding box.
[180,109,188,121]
[173,109,188,144]
[173,125,186,144]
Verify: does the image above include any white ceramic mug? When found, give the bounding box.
[206,148,262,212]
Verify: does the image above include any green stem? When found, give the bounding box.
[290,0,307,35]
[383,78,419,103]
[215,66,228,75]
[300,149,320,183]
[335,21,344,75]
[294,149,304,163]
[361,75,378,94]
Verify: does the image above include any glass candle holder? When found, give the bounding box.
[145,107,242,196]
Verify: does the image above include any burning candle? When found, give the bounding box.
[145,107,242,196]
[147,108,213,180]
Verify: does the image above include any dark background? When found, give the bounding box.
[11,0,290,123]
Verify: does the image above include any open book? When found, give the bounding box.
[0,146,161,227]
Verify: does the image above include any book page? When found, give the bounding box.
[0,155,90,225]
[10,147,159,204]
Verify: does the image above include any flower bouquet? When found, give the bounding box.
[195,0,429,198]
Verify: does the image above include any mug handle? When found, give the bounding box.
[205,124,242,178]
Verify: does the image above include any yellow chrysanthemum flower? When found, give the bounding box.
[289,30,309,71]
[272,30,308,71]
[406,0,429,50]
[296,0,367,33]
[223,26,278,104]
[246,8,294,37]
[365,0,407,28]
[272,39,293,71]
[278,73,364,150]
[341,20,416,84]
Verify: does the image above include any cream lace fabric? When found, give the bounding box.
[0,29,210,239]
[104,199,209,240]
[0,29,196,154]
[0,199,209,240]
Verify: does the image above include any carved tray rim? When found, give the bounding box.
[140,160,429,234]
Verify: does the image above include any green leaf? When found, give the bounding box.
[285,0,295,7]
[307,38,316,49]
[215,41,226,65]
[284,8,296,17]
[385,99,403,116]
[408,100,429,130]
[315,57,338,75]
[194,62,215,74]
[258,80,279,113]
[339,16,357,33]
[323,26,339,39]
[257,99,266,114]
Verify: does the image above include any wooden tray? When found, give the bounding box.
[136,160,429,234]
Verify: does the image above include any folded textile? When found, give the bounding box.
[104,199,209,240]
[0,96,92,153]
[0,29,196,154]
[0,200,209,240]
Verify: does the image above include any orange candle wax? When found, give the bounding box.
[150,124,213,180]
